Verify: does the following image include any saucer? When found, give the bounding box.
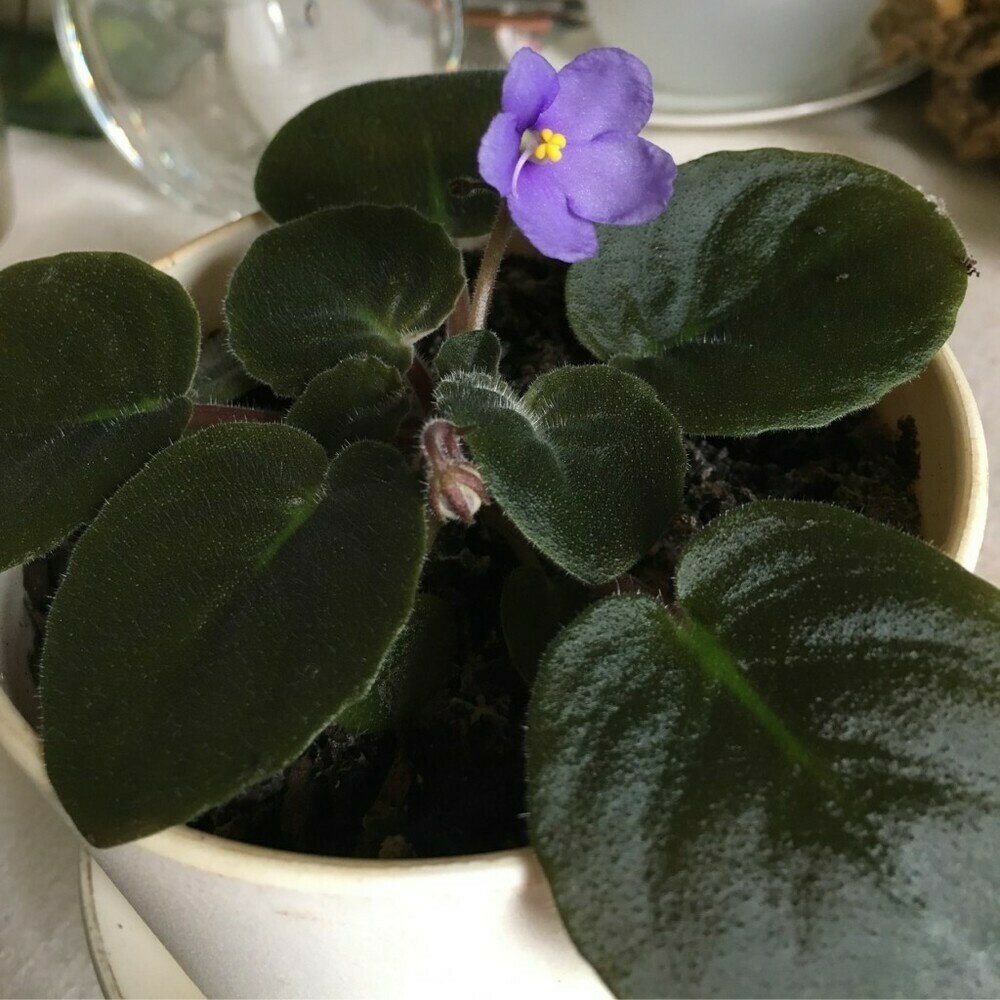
[79,853,204,1000]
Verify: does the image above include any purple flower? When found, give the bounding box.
[478,47,676,263]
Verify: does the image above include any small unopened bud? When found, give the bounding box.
[421,419,490,524]
[428,462,490,523]
[421,419,467,466]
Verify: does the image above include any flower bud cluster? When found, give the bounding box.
[421,419,491,524]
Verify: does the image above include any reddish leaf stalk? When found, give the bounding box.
[187,404,284,433]
[446,282,473,339]
[407,356,436,415]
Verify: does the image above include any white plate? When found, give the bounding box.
[494,22,923,129]
[79,853,204,1000]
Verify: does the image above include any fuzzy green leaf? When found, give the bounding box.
[437,366,684,585]
[255,72,503,237]
[226,205,466,396]
[287,356,411,455]
[337,594,456,733]
[566,150,969,434]
[434,329,502,379]
[529,501,1000,998]
[0,253,199,570]
[40,425,426,847]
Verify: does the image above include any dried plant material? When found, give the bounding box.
[935,0,968,20]
[873,0,1000,161]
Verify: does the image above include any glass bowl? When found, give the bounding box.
[54,0,464,216]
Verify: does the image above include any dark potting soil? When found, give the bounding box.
[194,516,531,859]
[191,255,922,859]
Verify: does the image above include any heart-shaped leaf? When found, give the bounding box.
[528,501,1000,997]
[255,71,503,237]
[566,150,969,434]
[226,205,466,396]
[436,366,684,585]
[0,253,199,570]
[337,594,456,734]
[434,329,502,380]
[287,356,411,455]
[40,424,426,847]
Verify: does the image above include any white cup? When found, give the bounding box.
[585,0,885,112]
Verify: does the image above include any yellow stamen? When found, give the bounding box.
[534,128,567,163]
[513,127,569,196]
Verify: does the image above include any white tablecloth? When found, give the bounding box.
[0,82,997,998]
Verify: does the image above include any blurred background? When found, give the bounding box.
[1,0,995,220]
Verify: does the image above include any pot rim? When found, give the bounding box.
[925,345,989,571]
[0,212,989,892]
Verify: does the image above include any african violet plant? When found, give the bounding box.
[2,46,1000,997]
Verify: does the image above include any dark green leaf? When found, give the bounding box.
[255,71,503,237]
[500,563,586,684]
[434,329,502,379]
[437,366,684,584]
[287,356,411,455]
[0,253,199,570]
[529,501,1000,997]
[337,594,456,733]
[566,150,968,434]
[40,425,426,846]
[226,205,466,395]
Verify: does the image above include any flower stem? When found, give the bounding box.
[467,202,513,332]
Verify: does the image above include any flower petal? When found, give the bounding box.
[561,132,676,226]
[508,167,598,263]
[502,47,559,130]
[478,111,522,198]
[537,48,653,143]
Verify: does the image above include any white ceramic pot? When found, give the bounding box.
[0,215,989,999]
